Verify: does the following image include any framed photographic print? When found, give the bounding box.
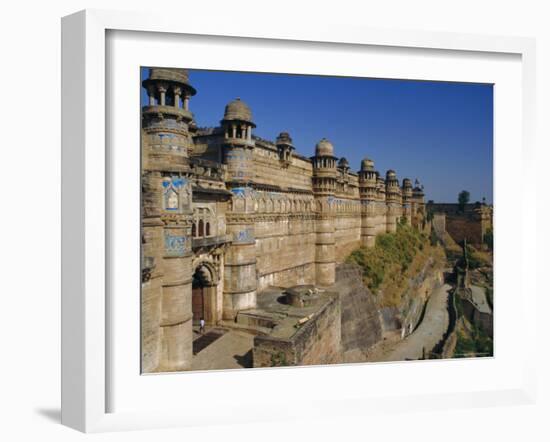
[139,65,493,374]
[61,9,537,433]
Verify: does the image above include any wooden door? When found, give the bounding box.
[192,286,204,323]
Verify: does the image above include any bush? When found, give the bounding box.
[454,322,493,358]
[465,245,486,269]
[346,223,428,294]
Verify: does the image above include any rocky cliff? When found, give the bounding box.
[333,263,382,362]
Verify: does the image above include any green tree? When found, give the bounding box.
[458,190,470,212]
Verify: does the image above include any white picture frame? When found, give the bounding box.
[61,9,537,433]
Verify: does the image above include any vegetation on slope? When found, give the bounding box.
[454,319,493,358]
[346,220,443,307]
[445,241,491,270]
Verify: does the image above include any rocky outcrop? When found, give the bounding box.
[333,264,382,360]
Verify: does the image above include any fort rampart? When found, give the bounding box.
[140,68,427,372]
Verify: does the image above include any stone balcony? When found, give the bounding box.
[224,136,255,148]
[142,105,193,121]
[192,234,232,250]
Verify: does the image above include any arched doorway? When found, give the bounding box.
[192,263,216,325]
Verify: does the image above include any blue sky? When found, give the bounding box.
[141,68,493,203]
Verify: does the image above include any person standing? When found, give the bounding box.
[199,317,205,334]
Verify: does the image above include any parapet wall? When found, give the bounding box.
[252,143,313,191]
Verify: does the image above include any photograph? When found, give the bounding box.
[140,67,494,373]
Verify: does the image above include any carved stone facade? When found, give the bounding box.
[141,68,426,372]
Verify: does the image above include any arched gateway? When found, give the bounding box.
[191,261,218,325]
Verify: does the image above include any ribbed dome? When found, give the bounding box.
[386,169,397,179]
[361,157,374,171]
[315,138,334,157]
[223,98,254,123]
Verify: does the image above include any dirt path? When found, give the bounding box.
[372,283,452,362]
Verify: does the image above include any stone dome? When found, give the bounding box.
[145,68,196,95]
[315,138,335,157]
[223,98,254,124]
[361,157,374,171]
[150,68,189,83]
[402,178,412,188]
[386,169,397,179]
[338,157,349,168]
[276,132,293,146]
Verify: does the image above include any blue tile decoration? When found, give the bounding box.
[233,227,254,244]
[172,177,187,188]
[231,187,246,197]
[164,232,188,256]
[162,177,189,211]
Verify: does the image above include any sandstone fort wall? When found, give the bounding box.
[140,68,427,372]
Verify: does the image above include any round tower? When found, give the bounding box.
[221,98,256,183]
[402,178,413,225]
[221,98,258,319]
[385,170,401,233]
[311,138,337,286]
[358,157,377,247]
[412,179,426,228]
[141,68,196,372]
[375,172,386,234]
[142,68,196,166]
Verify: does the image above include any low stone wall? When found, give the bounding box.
[252,295,342,367]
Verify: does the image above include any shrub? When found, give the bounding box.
[346,223,429,296]
[454,322,493,358]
